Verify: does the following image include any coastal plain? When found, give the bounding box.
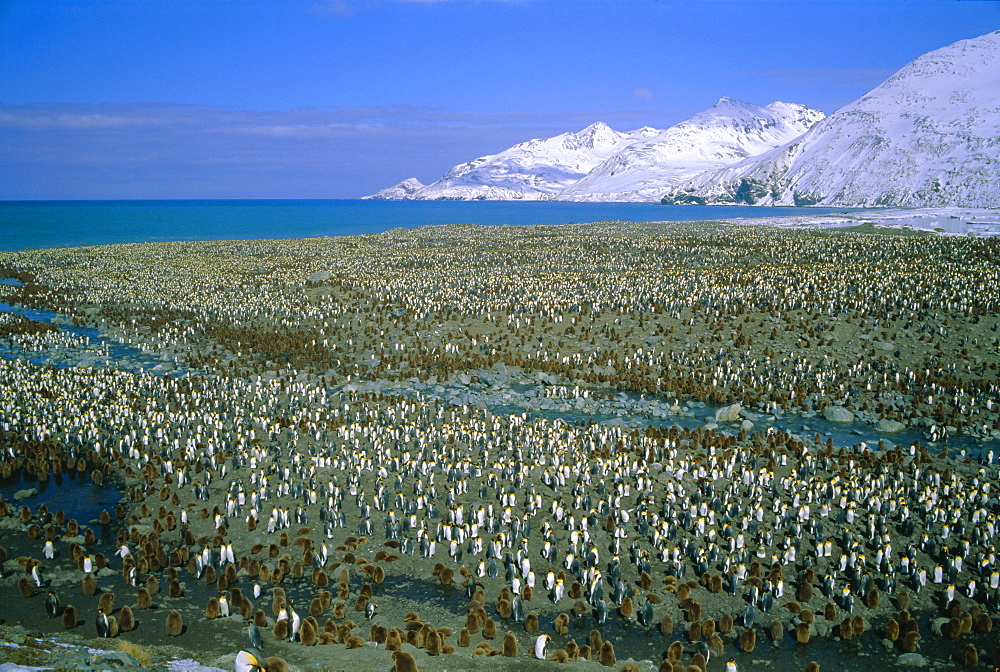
[1,220,999,671]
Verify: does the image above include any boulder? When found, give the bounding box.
[306,270,333,284]
[715,403,742,423]
[895,653,927,667]
[876,419,906,433]
[824,406,855,423]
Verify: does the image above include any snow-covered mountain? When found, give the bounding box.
[661,30,1000,208]
[363,177,425,200]
[560,99,824,202]
[413,122,662,200]
[366,102,824,202]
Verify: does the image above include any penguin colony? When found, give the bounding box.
[0,222,999,670]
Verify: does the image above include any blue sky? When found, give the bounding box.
[1,0,997,199]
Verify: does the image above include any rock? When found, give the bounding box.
[101,651,142,667]
[703,422,719,432]
[896,653,927,667]
[824,406,855,423]
[715,403,742,423]
[740,419,754,431]
[306,270,332,284]
[877,418,906,433]
[874,340,895,351]
[13,488,38,501]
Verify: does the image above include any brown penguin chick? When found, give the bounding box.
[165,609,183,636]
[18,577,33,598]
[333,601,346,619]
[552,650,569,663]
[458,627,471,647]
[851,615,865,636]
[146,576,159,596]
[273,617,289,641]
[895,589,910,611]
[589,629,603,651]
[565,639,578,660]
[962,643,978,668]
[795,622,811,644]
[386,628,403,651]
[272,586,287,614]
[804,663,820,672]
[800,609,814,625]
[666,641,683,661]
[205,597,220,619]
[959,611,973,635]
[839,618,853,640]
[739,627,756,652]
[660,613,674,637]
[337,583,349,600]
[136,587,152,609]
[865,589,880,609]
[204,564,216,584]
[578,644,591,660]
[900,631,920,653]
[620,597,634,619]
[497,598,512,619]
[572,599,588,616]
[708,632,725,657]
[686,600,702,622]
[118,606,134,632]
[884,618,900,641]
[769,619,784,642]
[345,634,364,649]
[264,657,290,672]
[621,663,640,672]
[522,585,533,601]
[569,581,583,599]
[784,601,801,614]
[309,597,323,619]
[82,574,97,596]
[354,595,368,612]
[465,610,481,633]
[254,609,268,627]
[709,574,723,593]
[598,641,616,667]
[62,604,78,629]
[676,584,690,602]
[524,612,538,634]
[688,621,702,643]
[718,613,733,634]
[797,582,813,603]
[482,617,497,639]
[554,612,569,635]
[107,615,119,638]
[300,617,317,646]
[823,601,837,621]
[973,613,993,633]
[168,579,183,598]
[502,632,519,657]
[425,630,443,655]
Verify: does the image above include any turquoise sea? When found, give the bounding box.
[0,200,858,252]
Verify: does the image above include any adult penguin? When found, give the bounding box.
[45,591,60,619]
[247,620,264,652]
[95,608,110,638]
[235,647,268,672]
[534,634,551,660]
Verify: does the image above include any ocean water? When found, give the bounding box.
[0,200,859,252]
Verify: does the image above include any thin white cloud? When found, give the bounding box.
[633,88,654,101]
